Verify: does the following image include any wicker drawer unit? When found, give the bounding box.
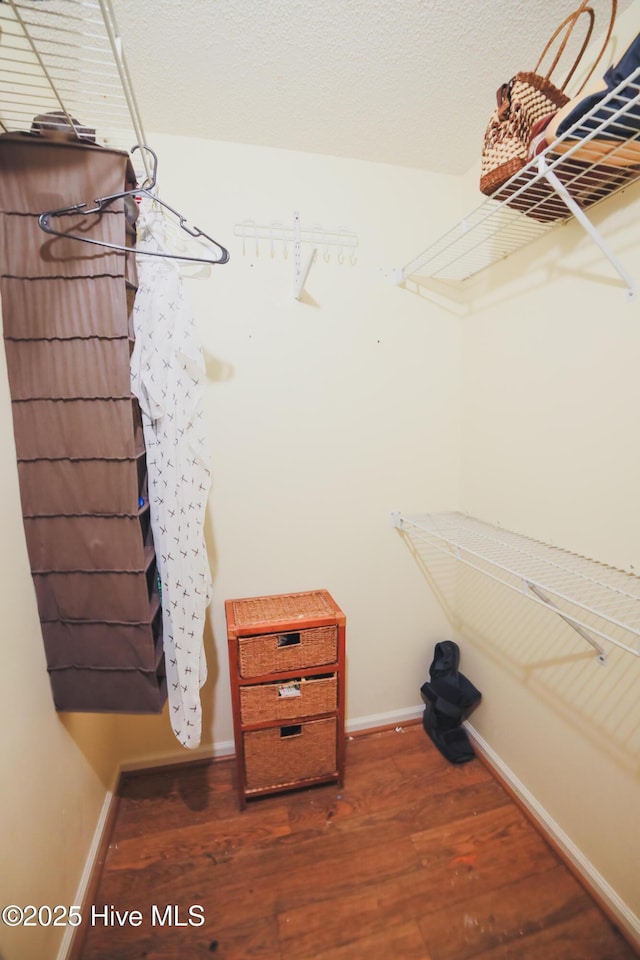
[244,717,337,791]
[239,674,338,726]
[237,625,337,678]
[225,589,346,807]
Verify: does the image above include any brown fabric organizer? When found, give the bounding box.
[0,133,165,713]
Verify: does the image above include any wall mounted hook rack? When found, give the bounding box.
[234,213,358,300]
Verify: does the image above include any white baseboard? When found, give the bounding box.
[346,705,423,734]
[119,738,235,774]
[120,709,426,774]
[56,786,116,960]
[465,722,640,949]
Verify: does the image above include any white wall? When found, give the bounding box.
[451,5,640,929]
[109,134,466,764]
[3,12,640,946]
[455,176,640,931]
[112,120,640,938]
[0,141,464,959]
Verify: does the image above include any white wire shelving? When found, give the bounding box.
[399,65,640,298]
[392,511,640,662]
[0,0,150,180]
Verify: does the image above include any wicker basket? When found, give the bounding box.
[239,674,337,726]
[237,625,337,678]
[230,590,338,629]
[243,717,337,791]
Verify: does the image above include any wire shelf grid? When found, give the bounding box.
[395,511,640,659]
[403,67,640,285]
[0,0,149,178]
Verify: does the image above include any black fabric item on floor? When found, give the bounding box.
[420,640,481,764]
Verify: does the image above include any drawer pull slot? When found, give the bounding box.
[280,724,302,738]
[277,632,301,647]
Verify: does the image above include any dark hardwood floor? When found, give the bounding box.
[77,722,638,960]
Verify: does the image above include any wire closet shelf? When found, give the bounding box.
[401,66,640,293]
[0,0,150,180]
[392,511,640,662]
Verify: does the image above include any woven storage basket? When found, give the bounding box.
[230,590,338,628]
[243,717,337,791]
[239,674,337,726]
[237,625,337,678]
[480,72,569,196]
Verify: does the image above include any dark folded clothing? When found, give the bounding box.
[420,641,481,765]
[422,703,476,764]
[556,32,640,142]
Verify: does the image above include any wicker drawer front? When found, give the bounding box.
[239,674,337,726]
[238,625,337,678]
[243,717,337,791]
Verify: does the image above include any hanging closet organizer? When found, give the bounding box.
[0,0,168,712]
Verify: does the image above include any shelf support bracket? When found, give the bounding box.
[293,210,316,301]
[538,155,636,301]
[523,580,607,664]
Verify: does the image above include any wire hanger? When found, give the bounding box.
[37,145,230,265]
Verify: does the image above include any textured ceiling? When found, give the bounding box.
[112,0,633,176]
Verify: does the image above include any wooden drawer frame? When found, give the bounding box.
[226,589,346,808]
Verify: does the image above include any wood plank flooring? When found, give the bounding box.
[77,723,638,960]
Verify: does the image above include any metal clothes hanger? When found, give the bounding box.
[37,145,230,265]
